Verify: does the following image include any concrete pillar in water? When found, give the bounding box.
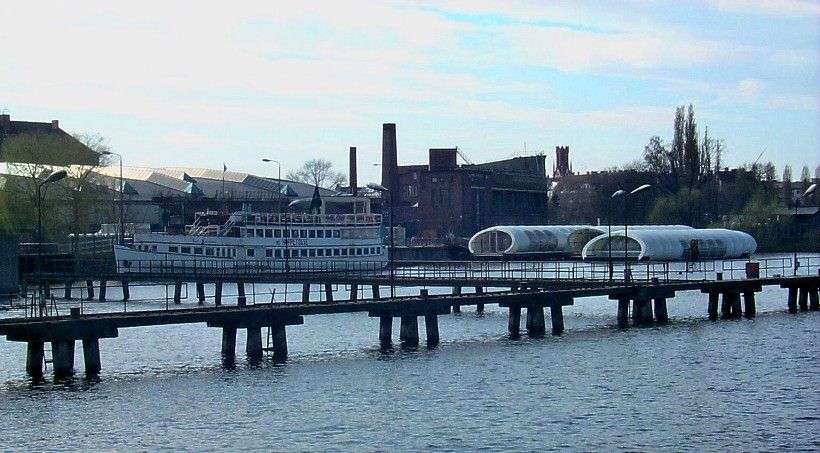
[550,304,564,335]
[424,314,439,347]
[654,298,669,324]
[399,316,419,347]
[173,281,182,304]
[214,282,223,306]
[508,305,521,336]
[43,282,51,299]
[121,280,130,301]
[527,306,546,337]
[787,287,797,313]
[720,293,732,319]
[640,299,654,326]
[271,325,288,360]
[707,292,719,321]
[350,284,358,301]
[302,283,311,303]
[324,284,334,302]
[82,338,101,375]
[798,287,809,311]
[617,298,630,328]
[51,340,75,375]
[729,293,743,318]
[237,282,247,306]
[85,280,95,299]
[743,292,756,318]
[64,281,73,300]
[632,300,642,325]
[246,326,263,358]
[452,286,462,313]
[26,341,44,377]
[372,285,381,299]
[98,280,107,301]
[222,327,237,357]
[810,287,819,311]
[475,286,484,313]
[379,316,393,348]
[196,281,205,305]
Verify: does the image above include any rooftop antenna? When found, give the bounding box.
[455,146,474,165]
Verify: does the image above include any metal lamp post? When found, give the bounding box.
[101,151,124,246]
[367,182,394,298]
[262,158,283,212]
[609,189,625,281]
[37,169,68,316]
[623,184,651,282]
[794,183,817,275]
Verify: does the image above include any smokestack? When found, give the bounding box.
[349,146,358,196]
[381,123,398,195]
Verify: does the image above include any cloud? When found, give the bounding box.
[705,0,820,16]
[737,79,764,102]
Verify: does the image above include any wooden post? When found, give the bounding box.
[475,286,484,313]
[527,306,546,337]
[372,285,381,300]
[51,340,75,376]
[654,298,669,324]
[424,314,439,347]
[350,284,358,302]
[121,280,130,301]
[25,341,45,377]
[246,326,263,358]
[399,316,419,347]
[787,287,797,313]
[196,281,205,305]
[729,293,742,318]
[85,280,95,299]
[508,305,521,336]
[640,299,654,326]
[617,297,630,328]
[214,282,223,306]
[743,292,756,318]
[707,292,719,320]
[237,282,246,306]
[452,286,462,313]
[720,293,732,319]
[271,325,288,360]
[550,304,564,335]
[810,287,819,311]
[798,287,809,311]
[173,281,182,304]
[82,338,101,375]
[379,316,392,348]
[302,283,311,303]
[98,280,107,301]
[324,284,334,303]
[632,300,642,325]
[64,281,73,300]
[221,327,237,357]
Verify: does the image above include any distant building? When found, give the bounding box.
[0,114,100,166]
[553,145,572,178]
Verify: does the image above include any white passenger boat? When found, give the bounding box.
[114,207,388,274]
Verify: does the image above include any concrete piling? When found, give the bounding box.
[196,281,205,305]
[743,292,756,318]
[324,284,334,302]
[527,306,546,337]
[25,341,44,377]
[550,304,564,335]
[379,316,393,348]
[302,283,310,303]
[271,325,288,360]
[237,282,247,306]
[721,294,732,319]
[399,316,419,347]
[372,285,381,299]
[214,282,223,306]
[640,299,654,326]
[122,280,130,301]
[51,340,75,375]
[82,338,101,375]
[424,314,439,347]
[222,327,237,357]
[654,298,669,324]
[508,305,521,336]
[708,292,719,320]
[810,287,819,311]
[85,280,95,299]
[452,286,462,313]
[617,297,630,328]
[798,287,809,311]
[350,284,358,302]
[246,326,263,358]
[64,281,72,300]
[173,281,182,304]
[98,281,107,301]
[729,293,743,317]
[787,287,798,313]
[475,286,484,313]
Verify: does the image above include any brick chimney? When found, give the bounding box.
[349,146,358,196]
[381,123,398,195]
[0,114,9,133]
[51,120,59,129]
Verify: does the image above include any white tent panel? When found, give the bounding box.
[581,228,757,261]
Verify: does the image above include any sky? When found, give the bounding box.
[1,0,818,185]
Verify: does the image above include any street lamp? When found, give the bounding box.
[609,188,625,281]
[37,169,67,316]
[284,198,306,275]
[262,158,283,212]
[623,184,652,282]
[101,151,124,246]
[367,182,394,298]
[794,183,817,275]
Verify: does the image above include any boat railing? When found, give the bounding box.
[245,213,382,227]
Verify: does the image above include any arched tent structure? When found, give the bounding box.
[581,228,757,261]
[468,225,605,257]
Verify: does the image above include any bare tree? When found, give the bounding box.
[286,159,346,189]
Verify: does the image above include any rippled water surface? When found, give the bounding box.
[0,272,818,451]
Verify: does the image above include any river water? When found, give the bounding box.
[0,258,818,451]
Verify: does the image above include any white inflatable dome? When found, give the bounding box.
[581,228,757,261]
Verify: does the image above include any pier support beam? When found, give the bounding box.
[654,298,669,324]
[424,314,439,347]
[708,292,719,320]
[121,280,130,301]
[64,281,73,300]
[641,299,654,327]
[721,294,732,319]
[550,304,564,335]
[399,316,419,347]
[98,281,107,301]
[475,287,484,313]
[743,292,756,318]
[729,293,743,318]
[196,282,205,305]
[379,316,392,348]
[508,305,521,337]
[372,285,380,300]
[350,284,358,302]
[810,287,819,311]
[787,287,798,313]
[237,282,247,306]
[271,325,288,361]
[222,327,237,357]
[617,297,630,328]
[51,340,75,376]
[452,286,462,313]
[25,341,44,377]
[173,281,182,304]
[527,306,546,337]
[302,284,310,303]
[324,284,334,303]
[82,338,101,375]
[85,280,95,300]
[246,326,263,358]
[214,282,223,306]
[798,287,809,311]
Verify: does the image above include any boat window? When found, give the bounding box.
[266,249,273,258]
[333,230,340,238]
[300,249,307,257]
[348,248,354,256]
[265,229,273,238]
[317,249,324,257]
[256,229,264,237]
[341,248,348,256]
[169,246,179,253]
[205,248,214,256]
[247,248,255,257]
[246,229,254,237]
[317,230,324,238]
[301,230,307,238]
[181,247,191,254]
[283,229,290,238]
[274,229,282,238]
[275,249,282,258]
[309,249,315,257]
[309,230,316,238]
[333,249,340,256]
[194,247,203,255]
[325,229,332,237]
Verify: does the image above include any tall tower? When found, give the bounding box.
[553,146,572,178]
